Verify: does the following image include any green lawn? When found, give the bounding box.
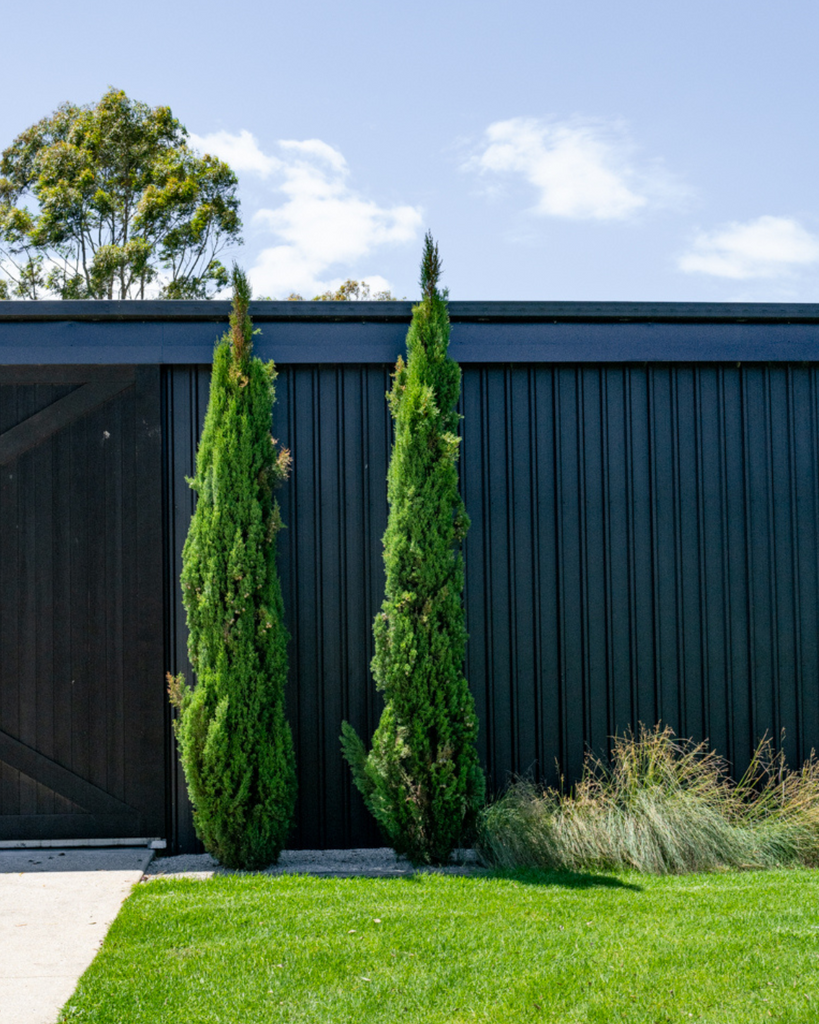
[59,868,819,1023]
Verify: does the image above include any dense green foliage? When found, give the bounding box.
[310,279,400,300]
[0,88,241,299]
[169,268,296,869]
[342,235,484,865]
[479,724,819,873]
[60,869,819,1023]
[260,278,401,300]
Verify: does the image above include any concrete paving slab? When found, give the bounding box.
[0,848,153,1024]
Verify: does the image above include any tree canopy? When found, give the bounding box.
[271,279,402,301]
[0,88,241,299]
[311,279,400,301]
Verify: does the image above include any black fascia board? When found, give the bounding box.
[4,299,819,323]
[4,301,819,364]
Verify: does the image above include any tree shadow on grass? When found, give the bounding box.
[392,866,642,892]
[473,867,642,892]
[466,864,638,888]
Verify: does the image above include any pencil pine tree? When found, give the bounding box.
[168,267,296,870]
[341,234,485,865]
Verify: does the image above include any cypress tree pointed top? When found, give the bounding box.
[341,228,483,866]
[419,231,442,300]
[229,264,253,363]
[176,255,296,869]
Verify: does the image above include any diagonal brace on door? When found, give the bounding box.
[0,729,136,817]
[0,379,134,466]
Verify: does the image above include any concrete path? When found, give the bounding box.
[0,848,153,1024]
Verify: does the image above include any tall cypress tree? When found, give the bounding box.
[169,267,296,870]
[342,234,485,865]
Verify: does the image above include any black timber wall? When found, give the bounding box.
[0,365,165,842]
[5,301,819,852]
[164,365,394,850]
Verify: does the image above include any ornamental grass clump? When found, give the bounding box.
[341,234,485,866]
[478,724,819,874]
[734,736,819,867]
[168,267,296,870]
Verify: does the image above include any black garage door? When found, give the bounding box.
[0,365,165,842]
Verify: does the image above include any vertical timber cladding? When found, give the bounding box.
[462,363,819,793]
[168,358,819,850]
[0,365,165,842]
[165,365,393,850]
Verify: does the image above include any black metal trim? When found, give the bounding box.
[4,299,819,324]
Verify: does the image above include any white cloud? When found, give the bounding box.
[189,129,281,178]
[189,130,422,297]
[678,216,819,279]
[466,117,674,221]
[279,139,347,174]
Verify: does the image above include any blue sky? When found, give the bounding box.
[3,0,818,301]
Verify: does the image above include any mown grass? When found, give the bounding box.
[60,867,819,1024]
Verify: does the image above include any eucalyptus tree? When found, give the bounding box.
[267,279,401,300]
[0,88,241,299]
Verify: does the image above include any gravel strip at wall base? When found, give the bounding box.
[143,847,485,880]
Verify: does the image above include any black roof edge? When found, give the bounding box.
[3,300,819,324]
